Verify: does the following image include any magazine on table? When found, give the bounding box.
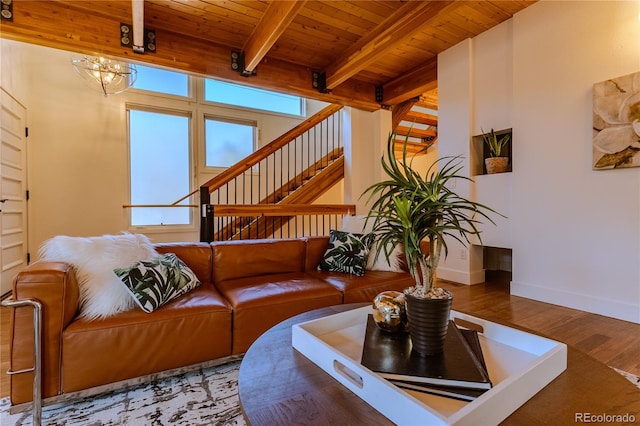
[361,315,492,394]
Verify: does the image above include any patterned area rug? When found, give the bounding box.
[1,363,638,426]
[0,361,245,426]
[614,367,640,388]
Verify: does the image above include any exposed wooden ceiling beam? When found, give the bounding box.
[0,0,534,111]
[323,1,456,90]
[0,0,381,111]
[242,0,307,73]
[132,0,144,53]
[383,57,438,106]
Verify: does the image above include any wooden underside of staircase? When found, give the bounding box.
[392,97,438,155]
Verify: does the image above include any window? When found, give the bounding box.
[133,65,189,97]
[129,109,191,226]
[205,117,256,168]
[204,79,303,116]
[126,64,309,229]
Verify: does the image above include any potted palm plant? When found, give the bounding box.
[482,128,510,174]
[363,133,500,355]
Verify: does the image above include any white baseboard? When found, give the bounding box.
[511,280,640,324]
[437,266,485,285]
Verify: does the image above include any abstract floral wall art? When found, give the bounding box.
[593,71,640,169]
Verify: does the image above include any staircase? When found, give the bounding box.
[195,92,438,242]
[198,104,353,242]
[391,92,438,156]
[215,149,345,240]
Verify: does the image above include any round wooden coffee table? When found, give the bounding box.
[238,304,640,425]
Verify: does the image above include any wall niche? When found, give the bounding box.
[471,128,512,176]
[483,246,512,285]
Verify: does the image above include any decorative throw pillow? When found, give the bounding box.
[367,242,404,272]
[341,215,404,272]
[114,253,200,313]
[318,229,373,276]
[38,233,159,320]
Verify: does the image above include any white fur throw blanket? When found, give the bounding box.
[38,233,158,320]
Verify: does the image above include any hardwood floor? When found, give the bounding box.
[439,277,640,377]
[1,277,639,399]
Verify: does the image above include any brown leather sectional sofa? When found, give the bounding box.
[7,236,417,406]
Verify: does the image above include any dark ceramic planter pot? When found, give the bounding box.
[405,290,453,356]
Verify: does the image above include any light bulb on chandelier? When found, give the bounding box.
[71,55,137,96]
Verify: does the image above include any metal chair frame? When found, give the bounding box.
[1,298,43,426]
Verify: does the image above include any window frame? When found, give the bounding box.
[123,65,311,233]
[202,78,306,118]
[129,64,195,101]
[126,103,197,232]
[202,114,259,172]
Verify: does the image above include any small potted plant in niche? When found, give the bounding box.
[482,128,510,174]
[362,133,500,356]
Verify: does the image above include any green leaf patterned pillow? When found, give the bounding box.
[318,229,373,276]
[114,253,200,313]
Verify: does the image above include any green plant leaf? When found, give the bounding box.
[361,131,505,293]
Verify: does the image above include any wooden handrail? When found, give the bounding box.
[170,103,343,205]
[123,204,198,208]
[201,104,343,194]
[212,204,356,217]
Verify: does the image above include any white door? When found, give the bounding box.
[0,87,28,295]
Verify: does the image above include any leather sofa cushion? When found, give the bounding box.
[155,242,213,283]
[216,272,342,354]
[308,270,415,304]
[61,283,232,392]
[212,239,306,282]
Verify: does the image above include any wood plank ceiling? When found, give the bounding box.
[1,0,535,111]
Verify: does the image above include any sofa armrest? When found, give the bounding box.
[8,261,80,404]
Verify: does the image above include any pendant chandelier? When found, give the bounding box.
[71,55,137,96]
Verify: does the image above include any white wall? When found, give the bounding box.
[471,19,514,251]
[1,39,29,101]
[4,40,334,254]
[343,107,391,214]
[438,1,640,323]
[511,1,640,323]
[437,39,486,284]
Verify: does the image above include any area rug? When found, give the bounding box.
[614,367,640,387]
[0,361,245,426]
[1,363,638,426]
